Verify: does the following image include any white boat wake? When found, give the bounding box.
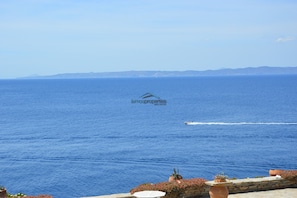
[184,122,297,125]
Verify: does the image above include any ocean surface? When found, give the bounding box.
[1,76,297,198]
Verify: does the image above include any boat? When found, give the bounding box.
[184,121,196,125]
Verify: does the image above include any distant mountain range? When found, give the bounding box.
[22,66,297,79]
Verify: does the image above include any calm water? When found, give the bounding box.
[1,76,297,198]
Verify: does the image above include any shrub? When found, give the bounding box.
[131,178,207,198]
[280,170,297,180]
[7,192,52,198]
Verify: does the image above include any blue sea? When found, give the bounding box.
[1,76,297,198]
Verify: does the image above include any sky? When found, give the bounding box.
[0,0,297,78]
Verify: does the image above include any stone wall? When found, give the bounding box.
[135,177,296,198]
[105,176,297,198]
[227,176,297,194]
[191,176,297,198]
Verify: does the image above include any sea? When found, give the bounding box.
[0,76,297,198]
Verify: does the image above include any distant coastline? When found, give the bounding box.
[20,66,297,79]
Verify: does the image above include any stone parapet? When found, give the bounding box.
[86,176,297,198]
[227,176,297,194]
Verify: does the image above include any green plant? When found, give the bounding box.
[214,172,228,182]
[7,194,52,198]
[171,168,183,180]
[7,192,26,197]
[0,186,52,198]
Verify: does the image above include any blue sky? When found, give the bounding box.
[0,0,296,78]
